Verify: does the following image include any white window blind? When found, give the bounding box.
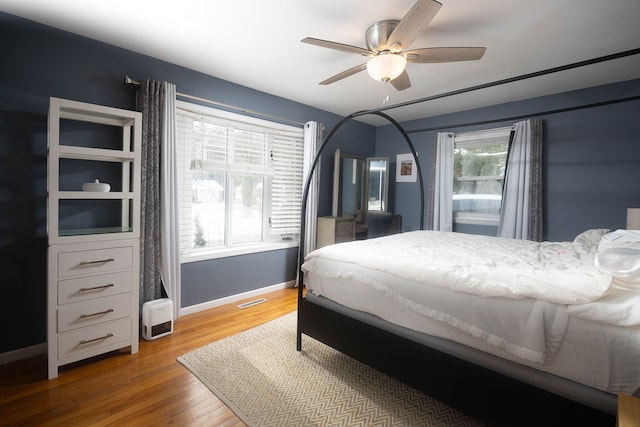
[270,135,304,235]
[176,101,304,257]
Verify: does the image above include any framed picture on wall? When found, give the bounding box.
[396,153,416,182]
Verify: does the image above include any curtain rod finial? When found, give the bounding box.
[125,75,140,86]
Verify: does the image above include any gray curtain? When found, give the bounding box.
[528,118,544,241]
[138,80,164,308]
[497,118,543,241]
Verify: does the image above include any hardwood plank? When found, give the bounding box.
[0,287,298,426]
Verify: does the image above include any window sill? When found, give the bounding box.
[180,240,299,264]
[454,213,499,227]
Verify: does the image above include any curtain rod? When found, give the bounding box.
[124,76,305,127]
[406,95,640,134]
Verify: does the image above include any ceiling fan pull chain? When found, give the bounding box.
[382,80,391,105]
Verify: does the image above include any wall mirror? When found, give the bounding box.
[332,149,366,223]
[332,150,389,224]
[366,158,389,212]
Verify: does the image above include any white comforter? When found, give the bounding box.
[302,230,615,364]
[305,230,612,305]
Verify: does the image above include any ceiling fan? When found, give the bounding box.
[301,0,486,91]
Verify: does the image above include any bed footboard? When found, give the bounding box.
[297,297,614,427]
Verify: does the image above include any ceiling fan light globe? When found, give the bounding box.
[366,54,407,82]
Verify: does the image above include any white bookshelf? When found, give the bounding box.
[47,97,142,378]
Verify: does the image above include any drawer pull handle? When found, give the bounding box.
[80,258,115,266]
[79,284,115,292]
[79,333,114,345]
[80,308,114,318]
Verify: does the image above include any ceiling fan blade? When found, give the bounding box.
[319,63,367,85]
[405,47,486,63]
[387,0,442,52]
[390,70,411,91]
[301,37,373,56]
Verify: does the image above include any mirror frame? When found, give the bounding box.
[332,150,390,225]
[332,149,367,223]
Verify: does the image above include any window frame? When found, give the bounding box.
[452,126,512,226]
[176,101,303,263]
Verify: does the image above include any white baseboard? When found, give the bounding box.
[178,281,295,318]
[1,282,296,363]
[0,342,46,365]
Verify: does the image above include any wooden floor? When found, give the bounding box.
[0,287,298,427]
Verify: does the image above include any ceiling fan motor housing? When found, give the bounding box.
[365,20,400,53]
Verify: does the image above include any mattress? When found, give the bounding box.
[301,230,640,411]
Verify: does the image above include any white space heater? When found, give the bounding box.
[142,298,174,340]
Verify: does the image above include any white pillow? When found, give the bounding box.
[595,229,640,289]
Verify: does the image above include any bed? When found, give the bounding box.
[297,228,640,426]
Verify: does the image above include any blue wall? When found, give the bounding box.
[2,10,638,356]
[0,12,375,354]
[377,79,640,241]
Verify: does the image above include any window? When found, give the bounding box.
[453,127,511,226]
[176,101,304,260]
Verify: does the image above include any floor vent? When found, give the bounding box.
[238,298,267,309]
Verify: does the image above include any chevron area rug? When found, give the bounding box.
[178,312,484,426]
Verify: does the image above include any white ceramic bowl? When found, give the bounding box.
[82,179,111,192]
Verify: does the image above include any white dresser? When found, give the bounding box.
[316,216,356,248]
[47,97,141,379]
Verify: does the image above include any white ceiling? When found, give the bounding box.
[2,0,640,126]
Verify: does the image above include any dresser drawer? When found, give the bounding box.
[336,221,355,240]
[317,216,356,248]
[58,318,132,359]
[58,246,133,278]
[334,219,355,237]
[58,271,132,305]
[57,294,132,333]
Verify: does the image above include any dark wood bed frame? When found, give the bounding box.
[296,293,615,427]
[295,111,616,426]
